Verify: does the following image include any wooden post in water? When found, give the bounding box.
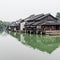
[26,30,28,33]
[30,30,31,34]
[27,30,28,33]
[41,32,42,35]
[36,30,38,34]
[19,23,20,33]
[25,29,26,33]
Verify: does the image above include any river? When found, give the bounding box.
[0,31,60,60]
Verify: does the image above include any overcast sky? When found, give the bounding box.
[0,0,60,22]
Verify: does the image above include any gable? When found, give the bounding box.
[46,15,58,21]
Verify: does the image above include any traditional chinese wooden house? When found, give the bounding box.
[7,19,25,32]
[7,22,20,32]
[24,14,45,33]
[24,14,60,34]
[20,14,36,32]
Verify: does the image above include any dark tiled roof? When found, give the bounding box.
[9,18,25,26]
[25,22,34,26]
[36,14,58,21]
[24,14,44,22]
[41,21,57,25]
[24,14,45,26]
[16,19,24,23]
[36,20,60,25]
[32,21,41,26]
[10,22,17,26]
[32,14,58,26]
[10,21,20,26]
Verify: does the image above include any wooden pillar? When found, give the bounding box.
[27,30,28,33]
[30,30,31,34]
[36,31,38,34]
[36,31,37,34]
[41,32,42,35]
[26,30,27,33]
[19,23,20,32]
[25,29,26,33]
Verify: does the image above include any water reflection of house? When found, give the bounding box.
[8,31,60,54]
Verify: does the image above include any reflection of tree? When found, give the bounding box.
[0,30,3,34]
[21,34,60,54]
[7,31,21,41]
[7,31,60,54]
[40,35,60,44]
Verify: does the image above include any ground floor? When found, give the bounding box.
[7,26,20,32]
[41,25,60,31]
[7,25,60,35]
[24,25,60,35]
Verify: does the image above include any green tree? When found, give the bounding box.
[56,12,60,19]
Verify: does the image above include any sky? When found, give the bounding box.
[0,0,60,22]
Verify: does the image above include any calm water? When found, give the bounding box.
[0,31,60,60]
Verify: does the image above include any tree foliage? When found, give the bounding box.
[56,12,60,19]
[0,20,10,30]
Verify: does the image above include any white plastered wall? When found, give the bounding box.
[20,22,25,31]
